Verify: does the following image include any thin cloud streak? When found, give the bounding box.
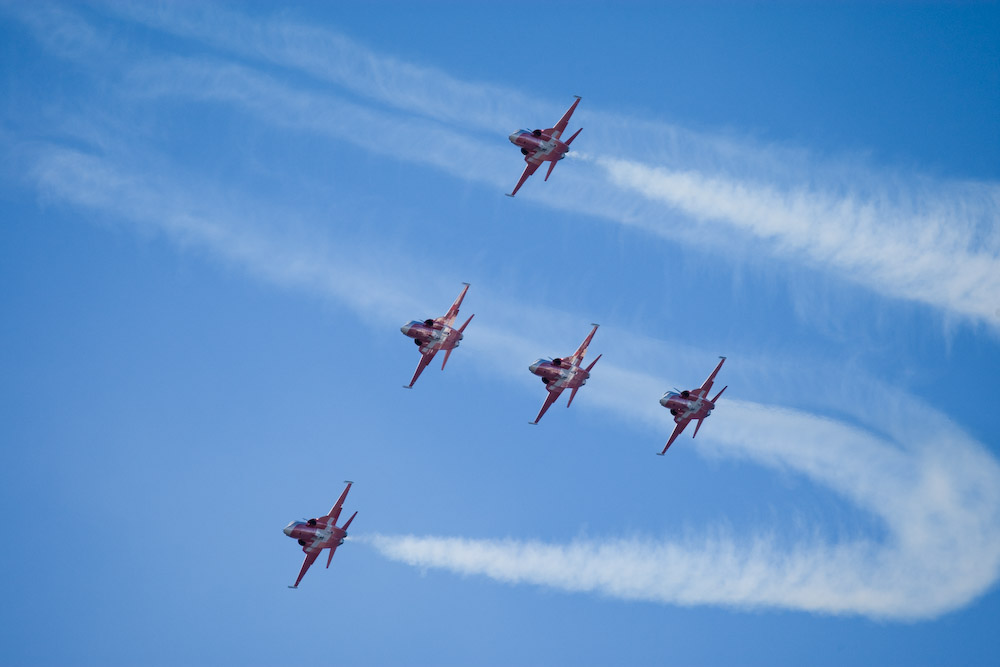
[100,0,538,133]
[157,3,1000,328]
[12,3,999,327]
[94,0,1000,330]
[23,141,1000,621]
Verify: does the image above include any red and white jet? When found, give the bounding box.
[400,283,474,388]
[528,324,601,424]
[506,96,583,197]
[658,357,727,456]
[283,481,357,588]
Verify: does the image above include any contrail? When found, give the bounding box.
[358,393,1000,620]
[8,2,1000,620]
[107,1,1000,330]
[23,141,1000,621]
[13,1,999,328]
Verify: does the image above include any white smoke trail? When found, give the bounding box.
[361,394,1000,620]
[8,3,1000,620]
[11,1,1000,327]
[24,142,1000,621]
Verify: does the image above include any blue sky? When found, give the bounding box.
[2,1,999,665]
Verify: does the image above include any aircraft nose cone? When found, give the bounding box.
[400,324,410,335]
[509,131,521,144]
[283,525,293,536]
[529,362,538,373]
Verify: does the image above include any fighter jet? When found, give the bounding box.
[506,96,582,197]
[658,357,727,456]
[528,324,601,424]
[400,283,474,388]
[283,481,357,588]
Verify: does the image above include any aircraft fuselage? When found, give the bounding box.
[660,392,716,423]
[529,358,590,391]
[400,320,463,352]
[283,520,347,550]
[509,130,570,163]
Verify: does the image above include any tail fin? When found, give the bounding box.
[571,324,600,364]
[711,385,727,403]
[701,356,727,392]
[327,481,353,522]
[565,127,582,145]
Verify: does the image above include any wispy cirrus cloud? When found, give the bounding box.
[23,139,1000,620]
[84,0,1000,331]
[8,2,1000,621]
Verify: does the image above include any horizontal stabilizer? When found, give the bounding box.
[711,385,727,403]
[565,127,583,145]
[544,159,558,182]
[567,386,579,408]
[584,353,602,373]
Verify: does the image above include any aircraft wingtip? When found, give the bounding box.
[505,193,515,197]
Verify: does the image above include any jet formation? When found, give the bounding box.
[398,285,727,445]
[285,97,731,587]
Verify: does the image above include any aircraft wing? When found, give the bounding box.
[548,96,581,140]
[532,387,564,424]
[442,283,470,325]
[659,418,690,456]
[696,356,727,398]
[327,481,353,524]
[291,549,321,588]
[406,349,437,388]
[508,160,542,197]
[569,324,599,365]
